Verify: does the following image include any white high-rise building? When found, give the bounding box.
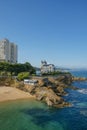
[0,38,18,63]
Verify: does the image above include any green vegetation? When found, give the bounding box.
[0,62,36,76]
[17,72,30,81]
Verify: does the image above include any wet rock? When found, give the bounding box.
[56,86,67,95]
[45,97,53,106]
[72,77,87,81]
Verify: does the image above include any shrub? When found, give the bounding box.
[17,72,30,81]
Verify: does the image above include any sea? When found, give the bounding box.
[0,70,87,130]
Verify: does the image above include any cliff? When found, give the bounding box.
[24,74,73,108]
[1,73,84,108]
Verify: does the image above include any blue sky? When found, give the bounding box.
[0,0,87,68]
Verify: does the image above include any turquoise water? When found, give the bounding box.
[0,99,64,130]
[0,70,87,130]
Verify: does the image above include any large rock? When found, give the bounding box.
[37,78,50,87]
[55,74,72,85]
[45,97,53,106]
[72,77,87,81]
[56,86,67,95]
[34,86,67,107]
[24,84,36,94]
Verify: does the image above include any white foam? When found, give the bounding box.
[76,102,87,108]
[80,110,87,116]
[77,89,87,94]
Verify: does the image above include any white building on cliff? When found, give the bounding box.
[41,60,55,74]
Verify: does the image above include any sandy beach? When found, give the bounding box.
[0,86,34,102]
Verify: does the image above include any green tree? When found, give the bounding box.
[0,62,36,76]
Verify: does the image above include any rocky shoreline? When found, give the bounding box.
[0,74,87,108]
[24,74,87,108]
[72,76,87,81]
[23,74,73,108]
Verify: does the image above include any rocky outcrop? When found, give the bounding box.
[35,87,65,106]
[0,74,86,108]
[0,74,75,108]
[72,77,87,81]
[24,74,73,108]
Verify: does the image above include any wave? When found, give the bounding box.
[77,89,87,94]
[80,110,87,117]
[75,102,87,108]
